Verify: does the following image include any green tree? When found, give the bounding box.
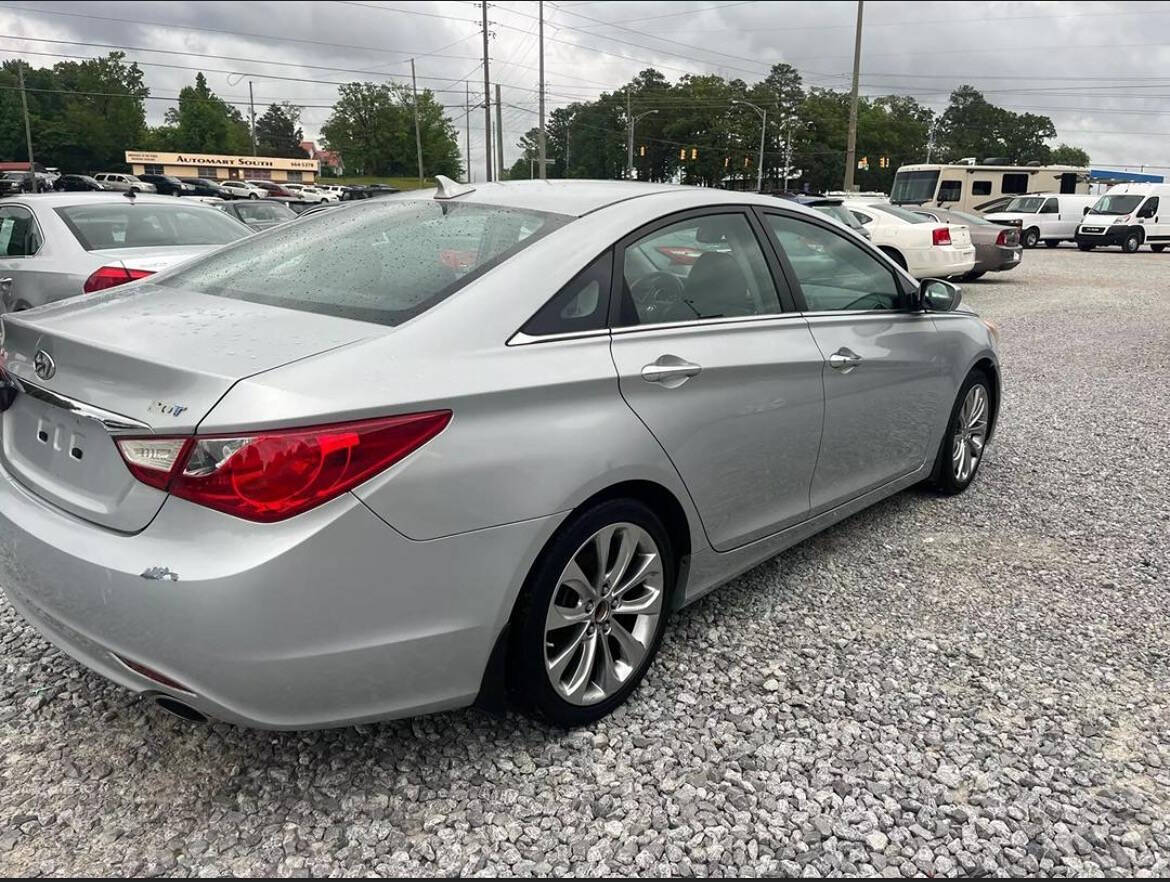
[936,85,1056,164]
[255,102,304,157]
[321,82,460,178]
[1050,143,1091,166]
[155,72,250,154]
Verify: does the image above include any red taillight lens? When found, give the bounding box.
[83,265,155,293]
[932,227,952,247]
[115,412,451,522]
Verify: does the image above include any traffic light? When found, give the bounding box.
[680,148,686,160]
[691,148,698,160]
[639,145,646,157]
[878,156,890,169]
[857,156,869,171]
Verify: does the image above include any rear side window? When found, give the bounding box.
[159,200,571,327]
[521,251,612,336]
[0,206,41,257]
[55,203,249,250]
[1002,173,1030,194]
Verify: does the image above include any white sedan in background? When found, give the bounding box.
[284,184,334,203]
[844,200,976,279]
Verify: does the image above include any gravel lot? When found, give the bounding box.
[2,246,1168,877]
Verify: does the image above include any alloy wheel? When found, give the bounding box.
[544,523,664,706]
[952,384,989,483]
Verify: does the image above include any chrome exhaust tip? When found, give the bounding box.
[153,695,208,724]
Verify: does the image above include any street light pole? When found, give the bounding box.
[626,98,659,181]
[410,58,424,184]
[537,0,546,179]
[481,2,493,182]
[732,99,767,193]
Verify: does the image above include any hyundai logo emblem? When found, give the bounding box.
[34,350,56,381]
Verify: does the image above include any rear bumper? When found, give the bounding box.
[0,460,561,728]
[906,245,977,279]
[975,244,1023,273]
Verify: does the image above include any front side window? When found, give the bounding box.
[0,206,41,257]
[158,200,570,327]
[1138,197,1159,218]
[618,213,782,326]
[765,213,904,312]
[938,180,962,202]
[55,203,250,250]
[1040,199,1058,214]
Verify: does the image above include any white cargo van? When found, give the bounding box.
[983,194,1099,248]
[1075,183,1170,253]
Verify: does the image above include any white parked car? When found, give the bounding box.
[843,200,976,279]
[316,184,347,200]
[219,180,266,200]
[284,183,330,203]
[984,194,1098,249]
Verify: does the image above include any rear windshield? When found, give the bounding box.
[871,203,928,223]
[233,201,297,223]
[55,202,251,250]
[811,203,862,229]
[157,199,571,326]
[947,209,992,226]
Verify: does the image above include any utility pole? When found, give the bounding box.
[783,120,793,190]
[925,118,936,163]
[494,83,505,180]
[481,2,493,182]
[538,0,546,178]
[248,80,256,156]
[843,0,864,191]
[731,99,766,193]
[410,58,424,184]
[17,64,37,192]
[626,92,658,181]
[465,82,472,183]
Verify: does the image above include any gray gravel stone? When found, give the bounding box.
[1,249,1169,876]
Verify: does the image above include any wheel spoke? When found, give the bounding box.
[613,584,663,616]
[560,559,598,602]
[595,635,622,695]
[605,528,638,588]
[592,525,618,589]
[546,599,591,631]
[564,631,599,702]
[609,619,648,668]
[614,553,661,599]
[548,625,589,681]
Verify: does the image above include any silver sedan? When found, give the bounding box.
[0,192,251,311]
[0,179,1000,729]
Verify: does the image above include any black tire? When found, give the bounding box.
[509,498,674,727]
[1123,230,1143,253]
[1077,242,1094,251]
[1043,239,1059,249]
[960,270,986,281]
[928,369,993,496]
[1022,227,1040,249]
[1153,244,1166,253]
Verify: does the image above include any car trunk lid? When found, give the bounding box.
[0,285,373,532]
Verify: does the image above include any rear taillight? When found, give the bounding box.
[115,412,451,522]
[932,227,952,247]
[995,229,1016,247]
[83,265,155,293]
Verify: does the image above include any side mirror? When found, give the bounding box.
[920,278,962,312]
[1083,206,1090,215]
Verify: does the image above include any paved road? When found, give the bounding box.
[1,247,1168,876]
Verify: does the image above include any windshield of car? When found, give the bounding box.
[55,202,252,250]
[890,170,939,204]
[811,203,863,230]
[1087,194,1143,216]
[1004,197,1045,213]
[158,199,571,326]
[871,203,929,223]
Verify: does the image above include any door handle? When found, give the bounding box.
[0,277,12,310]
[641,355,702,387]
[828,348,863,373]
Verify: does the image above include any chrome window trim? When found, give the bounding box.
[507,328,611,346]
[799,308,928,320]
[8,376,151,433]
[610,311,807,336]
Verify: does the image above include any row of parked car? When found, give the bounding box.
[2,170,400,203]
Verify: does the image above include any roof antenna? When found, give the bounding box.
[434,175,475,200]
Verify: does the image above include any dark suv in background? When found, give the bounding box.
[179,177,231,198]
[138,174,192,196]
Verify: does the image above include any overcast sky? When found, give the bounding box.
[2,0,1170,177]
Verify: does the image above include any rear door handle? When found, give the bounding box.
[828,347,863,373]
[641,355,702,387]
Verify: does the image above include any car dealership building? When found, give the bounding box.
[124,151,320,183]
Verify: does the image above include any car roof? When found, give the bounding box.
[394,179,812,218]
[6,192,223,208]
